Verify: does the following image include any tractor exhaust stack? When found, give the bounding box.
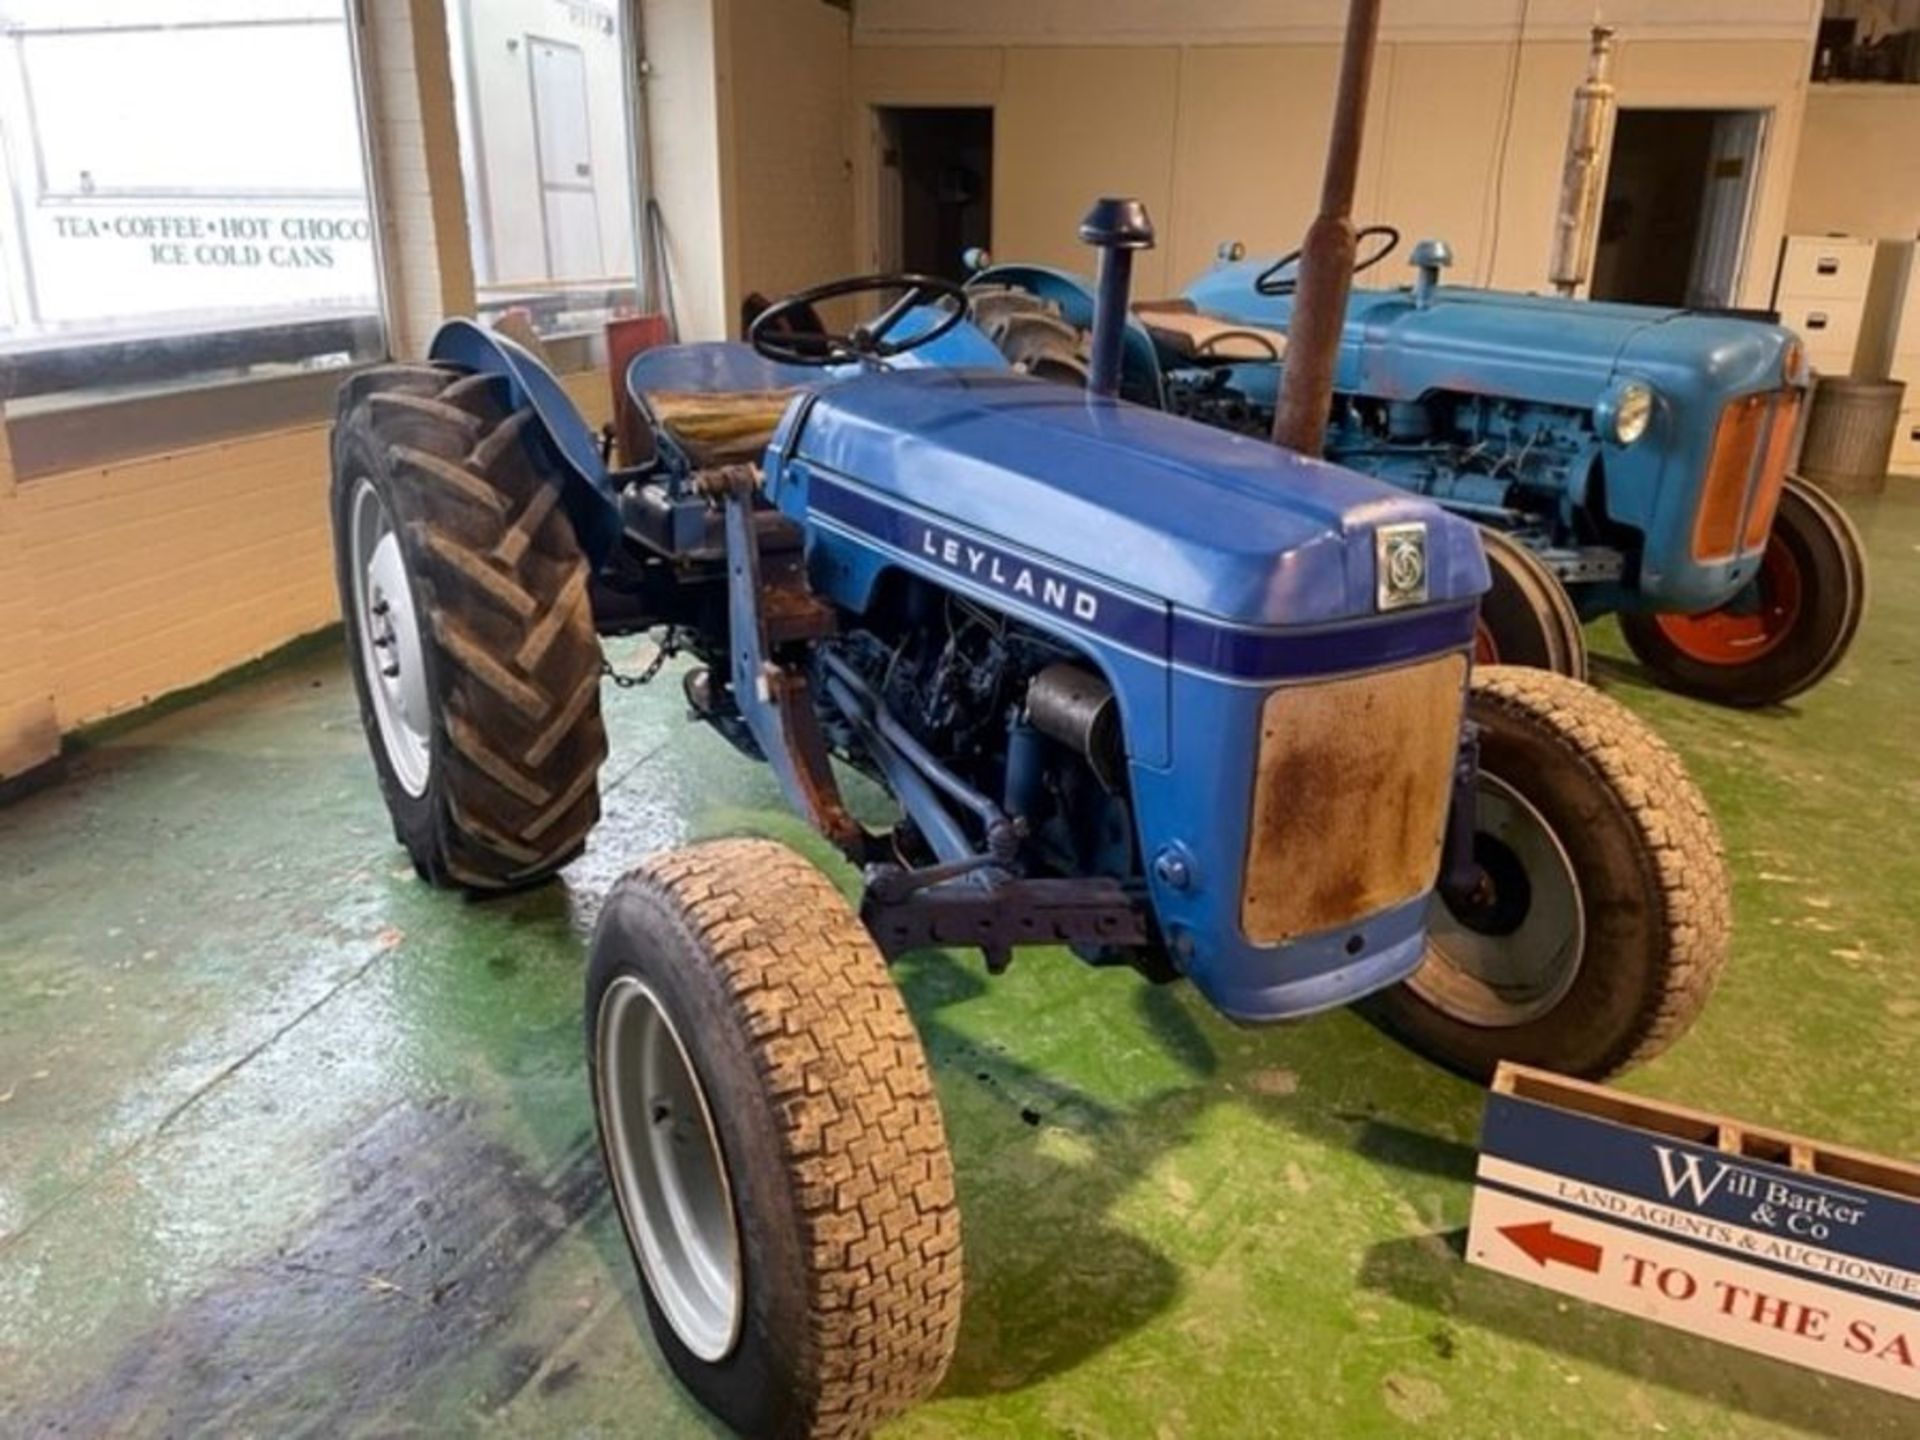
[1271,0,1383,458]
[1548,25,1617,297]
[1079,197,1156,400]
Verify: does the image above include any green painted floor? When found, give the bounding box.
[2,489,1917,1439]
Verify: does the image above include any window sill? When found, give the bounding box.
[6,364,372,481]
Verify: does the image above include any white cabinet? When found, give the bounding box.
[1772,234,1875,376]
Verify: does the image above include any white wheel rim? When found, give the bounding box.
[1414,773,1586,1028]
[349,480,433,798]
[595,975,743,1362]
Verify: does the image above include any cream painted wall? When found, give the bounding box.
[848,19,1821,310]
[641,0,730,339]
[721,0,855,322]
[0,422,59,781]
[1787,86,1920,239]
[1,427,337,767]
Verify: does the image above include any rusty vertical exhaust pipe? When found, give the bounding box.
[1548,25,1617,297]
[1271,0,1382,458]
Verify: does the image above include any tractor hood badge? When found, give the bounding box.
[1375,522,1429,611]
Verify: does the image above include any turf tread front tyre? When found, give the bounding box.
[1375,667,1730,1080]
[589,840,962,1439]
[330,364,605,890]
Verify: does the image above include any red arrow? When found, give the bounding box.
[1500,1219,1603,1273]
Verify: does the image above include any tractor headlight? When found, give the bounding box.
[1597,380,1655,446]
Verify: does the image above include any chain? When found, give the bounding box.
[601,628,681,689]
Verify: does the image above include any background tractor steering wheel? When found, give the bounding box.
[748,273,971,366]
[1253,225,1401,297]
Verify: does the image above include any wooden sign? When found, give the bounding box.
[1468,1064,1920,1399]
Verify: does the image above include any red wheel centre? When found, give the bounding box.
[1652,539,1804,665]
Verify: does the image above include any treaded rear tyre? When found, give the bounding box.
[587,839,963,1440]
[1474,528,1589,681]
[1369,666,1730,1081]
[330,363,606,890]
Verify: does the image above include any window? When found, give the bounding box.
[445,0,642,339]
[0,1,385,413]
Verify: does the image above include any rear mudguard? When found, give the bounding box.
[428,320,625,566]
[967,263,1166,407]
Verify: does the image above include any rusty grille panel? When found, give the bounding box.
[1694,388,1801,563]
[1240,653,1468,947]
[1742,387,1804,550]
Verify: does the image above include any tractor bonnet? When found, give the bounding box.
[774,367,1488,630]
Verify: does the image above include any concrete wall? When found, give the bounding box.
[848,3,1821,308]
[1788,85,1920,239]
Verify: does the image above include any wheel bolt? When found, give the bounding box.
[381,663,401,679]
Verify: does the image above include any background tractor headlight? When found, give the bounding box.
[1598,380,1655,446]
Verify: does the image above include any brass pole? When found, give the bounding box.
[1271,0,1383,457]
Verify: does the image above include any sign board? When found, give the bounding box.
[1468,1064,1920,1400]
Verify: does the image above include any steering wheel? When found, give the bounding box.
[1254,225,1401,297]
[1194,328,1283,363]
[748,273,971,366]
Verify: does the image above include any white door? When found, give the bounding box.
[529,37,603,280]
[1686,110,1767,310]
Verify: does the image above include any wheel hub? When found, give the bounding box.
[349,481,433,797]
[596,975,742,1362]
[1650,538,1804,666]
[1415,774,1585,1028]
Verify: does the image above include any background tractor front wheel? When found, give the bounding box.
[1618,476,1867,707]
[1472,528,1589,680]
[330,364,607,890]
[1368,666,1730,1081]
[587,840,963,1440]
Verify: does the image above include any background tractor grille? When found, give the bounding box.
[1693,387,1803,562]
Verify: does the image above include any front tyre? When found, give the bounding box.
[1370,667,1730,1081]
[1618,476,1867,707]
[329,364,606,890]
[587,840,962,1440]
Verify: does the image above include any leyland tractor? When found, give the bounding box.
[328,202,1730,1436]
[966,226,1868,709]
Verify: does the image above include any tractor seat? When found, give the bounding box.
[643,388,802,468]
[1132,299,1288,365]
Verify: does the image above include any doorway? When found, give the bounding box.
[1589,108,1768,310]
[874,107,992,281]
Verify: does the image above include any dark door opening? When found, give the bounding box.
[875,107,992,282]
[1590,108,1766,310]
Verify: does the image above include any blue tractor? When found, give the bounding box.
[967,226,1867,709]
[328,218,1728,1435]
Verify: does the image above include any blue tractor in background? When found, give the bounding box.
[327,215,1729,1435]
[967,224,1868,708]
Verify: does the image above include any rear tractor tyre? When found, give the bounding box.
[967,286,1092,386]
[1617,475,1867,708]
[1369,666,1730,1082]
[1473,528,1589,681]
[587,839,963,1440]
[329,363,607,891]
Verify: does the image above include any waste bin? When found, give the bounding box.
[1798,376,1905,496]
